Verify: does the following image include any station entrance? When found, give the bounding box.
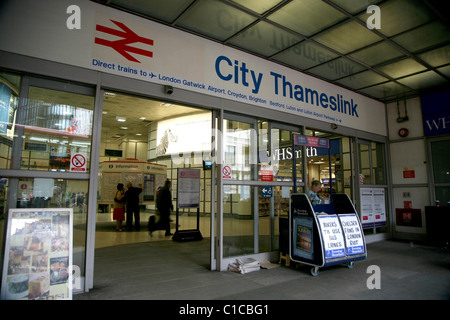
[95,91,213,248]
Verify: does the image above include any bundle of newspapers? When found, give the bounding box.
[228,258,260,274]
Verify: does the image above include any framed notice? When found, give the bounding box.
[1,208,73,300]
[177,168,201,208]
[360,188,386,228]
[317,215,345,259]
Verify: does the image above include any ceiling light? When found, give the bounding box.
[116,116,126,122]
[139,117,146,120]
[160,103,173,107]
[120,127,128,130]
[104,92,116,97]
[136,133,142,136]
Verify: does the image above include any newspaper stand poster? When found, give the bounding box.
[1,208,73,300]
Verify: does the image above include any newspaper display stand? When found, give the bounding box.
[284,134,366,276]
[288,193,366,276]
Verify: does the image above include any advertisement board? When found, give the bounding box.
[1,208,73,300]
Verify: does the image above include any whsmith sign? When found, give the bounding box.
[0,0,386,136]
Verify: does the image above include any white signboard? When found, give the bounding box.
[1,208,73,300]
[339,214,365,255]
[0,0,386,136]
[317,215,346,259]
[360,188,386,228]
[177,169,201,208]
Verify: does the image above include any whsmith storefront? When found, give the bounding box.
[0,0,390,296]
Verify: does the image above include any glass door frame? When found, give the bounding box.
[426,135,450,205]
[355,137,389,234]
[0,75,98,293]
[216,113,300,270]
[267,121,304,251]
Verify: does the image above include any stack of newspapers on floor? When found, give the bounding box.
[228,258,260,274]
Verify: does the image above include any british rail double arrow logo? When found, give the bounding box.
[95,20,154,63]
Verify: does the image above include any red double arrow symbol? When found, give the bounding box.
[95,20,154,63]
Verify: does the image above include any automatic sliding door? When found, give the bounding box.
[222,115,257,258]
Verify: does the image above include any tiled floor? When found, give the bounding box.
[74,235,450,300]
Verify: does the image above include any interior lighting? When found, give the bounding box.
[116,116,126,122]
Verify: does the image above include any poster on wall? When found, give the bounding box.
[360,188,386,228]
[177,169,201,208]
[1,208,73,300]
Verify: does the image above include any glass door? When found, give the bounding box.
[2,76,95,294]
[429,138,450,204]
[222,114,257,258]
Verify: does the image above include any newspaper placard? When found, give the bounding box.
[339,214,365,255]
[317,214,346,259]
[1,208,73,300]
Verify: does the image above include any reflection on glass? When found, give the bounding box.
[431,140,450,184]
[18,87,94,172]
[359,143,370,184]
[0,71,20,170]
[223,185,254,257]
[264,128,302,183]
[13,178,88,283]
[224,120,255,180]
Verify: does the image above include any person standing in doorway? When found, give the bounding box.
[155,179,174,236]
[113,183,126,231]
[125,181,143,231]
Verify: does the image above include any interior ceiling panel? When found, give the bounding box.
[95,0,450,103]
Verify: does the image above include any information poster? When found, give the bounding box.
[360,188,386,228]
[1,208,73,300]
[317,215,345,259]
[143,174,155,201]
[339,214,365,255]
[177,169,201,208]
[293,217,313,260]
